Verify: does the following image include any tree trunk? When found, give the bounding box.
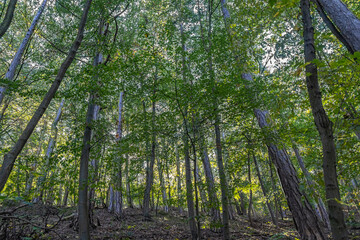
[200,142,221,227]
[254,108,327,240]
[125,153,133,208]
[114,92,124,219]
[176,145,183,213]
[183,123,198,240]
[63,186,69,207]
[201,1,230,235]
[108,186,114,212]
[301,1,348,239]
[157,154,168,212]
[314,0,360,53]
[143,91,156,220]
[247,153,253,227]
[220,1,327,238]
[78,95,96,240]
[24,120,47,198]
[293,144,331,230]
[253,154,277,226]
[0,0,92,192]
[0,0,18,38]
[0,0,47,106]
[34,99,64,202]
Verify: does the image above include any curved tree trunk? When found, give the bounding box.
[301,0,348,239]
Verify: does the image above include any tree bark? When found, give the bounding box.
[0,0,18,38]
[314,0,360,53]
[78,95,96,240]
[301,1,348,239]
[254,108,327,240]
[143,91,156,220]
[0,0,47,106]
[0,0,92,193]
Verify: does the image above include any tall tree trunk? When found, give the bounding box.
[88,105,100,225]
[158,139,168,212]
[0,0,47,105]
[189,120,200,235]
[214,119,230,239]
[0,0,92,192]
[314,0,360,53]
[179,18,198,238]
[200,0,230,235]
[114,92,124,219]
[63,186,69,207]
[78,94,96,240]
[183,123,198,240]
[0,0,18,38]
[220,1,327,238]
[24,120,47,198]
[143,89,156,220]
[200,143,220,225]
[247,153,253,227]
[34,99,65,202]
[108,186,114,212]
[293,144,331,230]
[255,108,327,239]
[176,144,183,213]
[125,153,133,208]
[253,154,277,226]
[301,1,348,239]
[157,155,168,212]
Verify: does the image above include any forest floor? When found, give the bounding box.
[1,202,360,239]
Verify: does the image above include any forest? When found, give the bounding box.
[0,0,360,239]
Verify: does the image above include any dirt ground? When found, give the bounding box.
[1,203,360,239]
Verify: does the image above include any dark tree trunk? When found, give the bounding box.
[78,96,96,240]
[301,1,348,239]
[0,0,17,38]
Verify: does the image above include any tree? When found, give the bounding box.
[0,0,93,193]
[301,0,348,238]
